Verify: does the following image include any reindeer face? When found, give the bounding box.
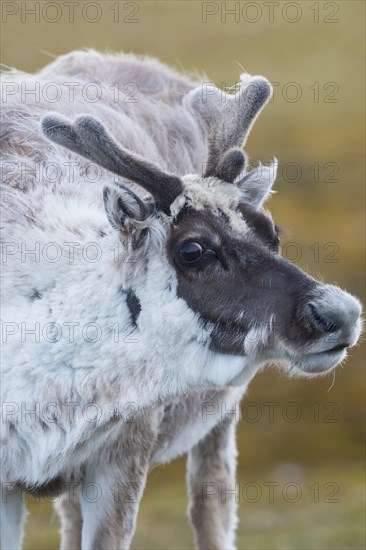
[41,73,362,378]
[167,176,362,375]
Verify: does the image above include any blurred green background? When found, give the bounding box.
[2,1,365,548]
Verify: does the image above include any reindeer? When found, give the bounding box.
[0,51,362,550]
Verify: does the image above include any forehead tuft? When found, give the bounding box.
[170,174,249,234]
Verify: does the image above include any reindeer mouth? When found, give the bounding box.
[296,346,348,374]
[320,343,350,354]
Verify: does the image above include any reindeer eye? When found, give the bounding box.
[178,242,204,265]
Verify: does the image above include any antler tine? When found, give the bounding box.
[186,76,273,183]
[41,114,182,214]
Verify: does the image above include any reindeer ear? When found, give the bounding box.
[237,159,278,210]
[103,183,153,245]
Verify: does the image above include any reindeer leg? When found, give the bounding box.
[80,415,159,550]
[0,485,27,550]
[187,417,238,550]
[54,490,82,550]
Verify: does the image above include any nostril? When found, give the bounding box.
[307,303,339,333]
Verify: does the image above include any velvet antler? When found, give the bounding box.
[41,114,183,214]
[186,76,272,183]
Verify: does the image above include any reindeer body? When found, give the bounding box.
[1,51,362,549]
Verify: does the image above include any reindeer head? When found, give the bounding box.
[42,75,362,379]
